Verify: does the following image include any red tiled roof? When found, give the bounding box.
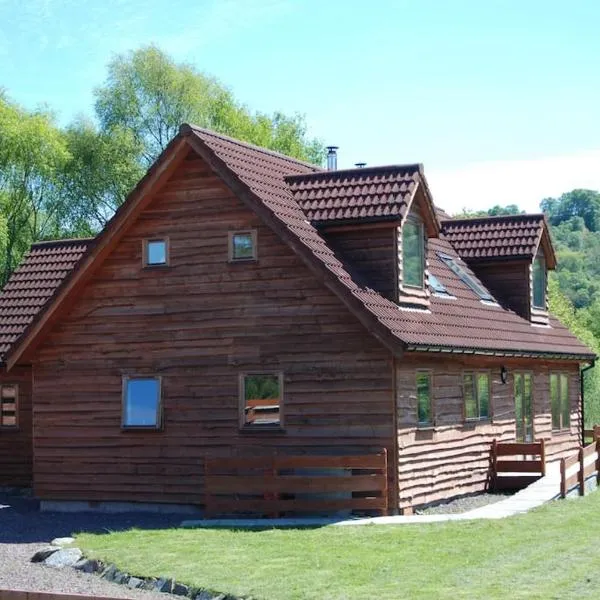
[0,127,593,363]
[187,126,592,359]
[285,165,420,222]
[441,214,548,262]
[0,239,92,358]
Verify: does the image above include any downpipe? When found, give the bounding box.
[581,358,596,446]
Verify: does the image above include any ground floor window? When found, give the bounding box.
[514,372,534,442]
[241,373,283,428]
[416,371,433,426]
[0,384,18,428]
[463,372,490,421]
[122,377,162,429]
[550,373,570,431]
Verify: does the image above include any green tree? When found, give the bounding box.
[60,118,143,235]
[541,189,600,231]
[95,45,324,166]
[0,95,71,282]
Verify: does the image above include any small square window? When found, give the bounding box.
[241,373,282,428]
[229,231,257,261]
[144,239,168,267]
[122,377,162,429]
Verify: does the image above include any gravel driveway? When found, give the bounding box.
[0,491,184,599]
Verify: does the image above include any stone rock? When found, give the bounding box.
[101,564,118,581]
[51,537,75,546]
[31,547,59,563]
[194,593,214,600]
[114,571,129,585]
[44,547,83,568]
[155,578,173,593]
[73,558,101,574]
[127,577,144,589]
[172,582,189,596]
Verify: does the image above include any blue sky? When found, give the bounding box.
[1,0,599,213]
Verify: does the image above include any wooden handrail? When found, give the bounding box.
[560,438,600,498]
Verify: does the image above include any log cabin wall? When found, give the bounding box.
[396,354,581,511]
[469,261,531,320]
[30,151,395,507]
[322,225,397,301]
[0,365,33,487]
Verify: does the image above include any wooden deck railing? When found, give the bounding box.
[560,439,600,498]
[583,425,600,442]
[204,451,388,518]
[490,439,546,491]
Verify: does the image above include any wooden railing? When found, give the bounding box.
[560,439,600,498]
[490,439,546,491]
[204,451,388,518]
[583,425,600,442]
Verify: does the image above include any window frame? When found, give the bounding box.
[532,251,546,310]
[416,370,434,427]
[550,372,570,432]
[514,371,535,442]
[239,371,284,431]
[228,230,258,262]
[0,383,19,430]
[462,370,491,422]
[401,216,425,290]
[143,238,170,268]
[121,376,163,431]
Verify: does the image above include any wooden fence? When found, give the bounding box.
[204,451,388,517]
[489,439,546,491]
[0,591,121,600]
[560,439,600,498]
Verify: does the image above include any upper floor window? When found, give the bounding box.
[532,250,546,309]
[402,217,425,288]
[144,239,168,267]
[0,384,18,428]
[229,230,257,262]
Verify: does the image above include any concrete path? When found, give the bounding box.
[182,462,566,529]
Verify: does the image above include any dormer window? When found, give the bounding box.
[402,216,425,289]
[143,239,168,267]
[532,250,546,310]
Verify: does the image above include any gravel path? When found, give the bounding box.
[415,492,510,515]
[0,492,184,598]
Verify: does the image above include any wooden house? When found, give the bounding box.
[0,125,594,514]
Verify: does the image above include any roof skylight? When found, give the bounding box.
[437,253,494,302]
[429,274,451,296]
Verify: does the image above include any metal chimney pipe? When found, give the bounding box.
[326,146,338,171]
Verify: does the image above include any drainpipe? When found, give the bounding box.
[581,359,596,446]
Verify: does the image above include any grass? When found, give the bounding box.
[76,492,600,600]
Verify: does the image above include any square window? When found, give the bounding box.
[144,239,168,266]
[229,231,257,261]
[122,377,161,429]
[241,373,282,428]
[0,384,18,428]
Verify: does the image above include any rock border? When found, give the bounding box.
[32,545,248,600]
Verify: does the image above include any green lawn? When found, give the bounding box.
[76,492,600,600]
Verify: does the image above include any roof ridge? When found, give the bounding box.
[443,213,545,224]
[181,124,323,173]
[285,163,423,182]
[30,237,95,248]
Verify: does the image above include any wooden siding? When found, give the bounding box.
[31,152,395,507]
[470,261,530,320]
[0,365,32,487]
[396,354,581,511]
[323,225,397,301]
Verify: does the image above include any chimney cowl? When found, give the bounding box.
[326,146,338,171]
[355,162,366,169]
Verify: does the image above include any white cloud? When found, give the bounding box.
[427,150,600,215]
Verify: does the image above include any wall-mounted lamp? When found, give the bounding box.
[500,366,508,385]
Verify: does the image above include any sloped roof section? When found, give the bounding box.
[441,214,556,267]
[0,239,92,358]
[285,165,420,223]
[186,126,592,359]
